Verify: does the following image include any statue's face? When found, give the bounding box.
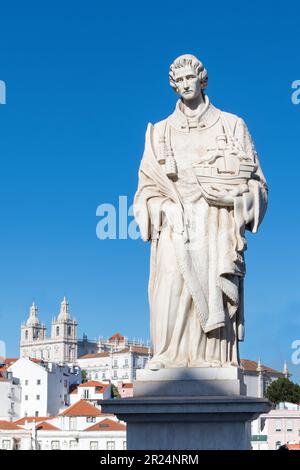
[174,65,202,101]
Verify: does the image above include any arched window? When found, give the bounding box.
[56,326,60,336]
[25,330,28,340]
[68,325,72,336]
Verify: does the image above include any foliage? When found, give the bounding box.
[81,369,88,383]
[111,383,121,399]
[265,378,300,404]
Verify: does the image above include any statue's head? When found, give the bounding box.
[169,54,208,101]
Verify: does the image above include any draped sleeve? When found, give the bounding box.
[133,123,175,242]
[234,118,268,247]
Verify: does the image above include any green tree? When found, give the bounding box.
[81,369,88,383]
[265,378,300,404]
[111,383,121,399]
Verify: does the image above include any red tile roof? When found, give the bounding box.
[0,420,22,430]
[70,381,110,395]
[84,418,126,432]
[286,444,300,450]
[29,358,48,364]
[59,400,102,417]
[79,380,108,389]
[109,333,125,342]
[78,352,110,359]
[15,416,53,425]
[36,422,60,431]
[241,359,284,377]
[4,358,18,365]
[115,346,150,355]
[121,383,133,389]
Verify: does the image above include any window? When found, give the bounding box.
[69,417,77,431]
[90,441,98,450]
[25,395,28,401]
[86,417,96,423]
[68,325,72,336]
[56,326,60,336]
[84,389,90,399]
[37,379,41,385]
[287,420,293,432]
[107,441,115,450]
[125,359,129,368]
[113,360,118,368]
[69,440,77,449]
[36,395,40,400]
[51,441,60,450]
[25,380,29,386]
[275,420,282,431]
[275,440,282,449]
[113,370,117,379]
[25,330,28,340]
[35,411,39,417]
[2,440,11,450]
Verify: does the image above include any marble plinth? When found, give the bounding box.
[100,367,271,450]
[100,395,271,450]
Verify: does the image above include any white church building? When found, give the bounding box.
[20,298,78,364]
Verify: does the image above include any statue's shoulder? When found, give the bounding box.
[219,109,243,128]
[152,117,169,136]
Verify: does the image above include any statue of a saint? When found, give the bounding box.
[134,54,268,370]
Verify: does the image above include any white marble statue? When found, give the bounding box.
[134,54,268,370]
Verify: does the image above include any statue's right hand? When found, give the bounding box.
[162,200,184,234]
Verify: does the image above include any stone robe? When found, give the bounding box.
[134,96,268,368]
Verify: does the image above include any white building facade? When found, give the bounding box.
[77,345,151,385]
[8,357,81,417]
[70,380,111,405]
[0,372,22,422]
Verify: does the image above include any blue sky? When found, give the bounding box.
[0,1,300,380]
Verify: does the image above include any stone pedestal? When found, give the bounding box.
[134,366,247,397]
[100,367,272,450]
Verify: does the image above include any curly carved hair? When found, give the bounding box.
[169,54,208,93]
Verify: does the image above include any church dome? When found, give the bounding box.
[26,302,40,326]
[57,296,71,322]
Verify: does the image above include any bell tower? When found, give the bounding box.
[51,297,78,363]
[20,302,46,357]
